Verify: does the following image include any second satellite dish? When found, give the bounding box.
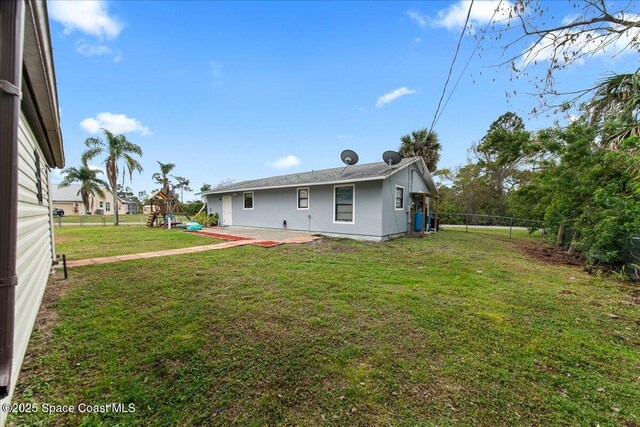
[341,149,359,166]
[382,150,402,166]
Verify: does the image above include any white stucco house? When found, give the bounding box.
[202,157,439,241]
[0,1,64,425]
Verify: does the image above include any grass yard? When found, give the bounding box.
[10,230,640,426]
[54,226,222,260]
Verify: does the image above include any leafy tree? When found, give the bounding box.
[82,129,143,225]
[513,120,640,270]
[58,164,108,214]
[171,176,192,203]
[473,112,534,215]
[152,161,176,195]
[399,129,442,172]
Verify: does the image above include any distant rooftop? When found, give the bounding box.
[201,157,437,194]
[51,184,116,202]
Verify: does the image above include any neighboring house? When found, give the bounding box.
[0,1,64,425]
[51,184,129,216]
[202,157,439,241]
[122,199,139,215]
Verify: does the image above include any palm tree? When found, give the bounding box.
[58,164,109,214]
[587,71,640,146]
[152,161,176,195]
[399,128,442,172]
[82,129,144,225]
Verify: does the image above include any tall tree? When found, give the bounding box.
[152,161,176,195]
[399,129,442,171]
[82,129,144,225]
[58,164,109,214]
[474,112,533,215]
[171,176,192,203]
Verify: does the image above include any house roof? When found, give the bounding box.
[22,1,64,168]
[51,184,118,202]
[201,157,439,196]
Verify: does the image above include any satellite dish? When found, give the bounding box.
[341,149,359,166]
[382,150,402,166]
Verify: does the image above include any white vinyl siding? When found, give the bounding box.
[13,112,54,402]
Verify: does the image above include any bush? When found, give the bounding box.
[194,212,219,227]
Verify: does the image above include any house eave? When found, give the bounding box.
[21,0,64,169]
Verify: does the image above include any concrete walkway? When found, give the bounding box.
[66,231,322,268]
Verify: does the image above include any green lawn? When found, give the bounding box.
[55,226,222,260]
[11,230,640,426]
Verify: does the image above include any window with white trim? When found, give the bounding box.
[395,186,404,210]
[297,188,309,209]
[105,202,111,212]
[335,185,354,223]
[243,192,254,209]
[99,201,104,208]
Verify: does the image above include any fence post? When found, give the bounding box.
[62,254,68,279]
[58,215,62,227]
[102,216,106,226]
[465,214,468,233]
[509,218,513,239]
[80,217,83,227]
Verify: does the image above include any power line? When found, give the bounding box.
[428,0,475,135]
[435,0,503,126]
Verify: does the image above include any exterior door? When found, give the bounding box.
[222,196,232,226]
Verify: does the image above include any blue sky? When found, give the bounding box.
[47,0,638,199]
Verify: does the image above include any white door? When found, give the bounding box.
[222,196,232,226]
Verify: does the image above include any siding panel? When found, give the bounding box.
[7,112,54,409]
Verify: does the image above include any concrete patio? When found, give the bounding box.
[198,226,318,241]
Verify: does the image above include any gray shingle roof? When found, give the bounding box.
[203,157,424,194]
[51,184,84,202]
[51,184,117,201]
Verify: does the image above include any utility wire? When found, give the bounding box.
[435,0,503,126]
[428,0,475,135]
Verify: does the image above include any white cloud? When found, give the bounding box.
[337,134,356,140]
[76,39,112,56]
[375,87,416,108]
[406,10,428,28]
[80,112,151,136]
[49,0,123,40]
[266,155,301,169]
[431,1,514,31]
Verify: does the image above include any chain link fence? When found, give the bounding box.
[438,212,544,239]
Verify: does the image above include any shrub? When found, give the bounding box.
[194,212,219,227]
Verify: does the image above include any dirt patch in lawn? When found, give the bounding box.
[32,274,69,341]
[513,239,585,267]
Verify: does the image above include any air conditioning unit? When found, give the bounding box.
[95,209,104,215]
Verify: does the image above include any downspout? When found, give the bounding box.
[0,0,24,399]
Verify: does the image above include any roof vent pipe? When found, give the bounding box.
[0,0,25,400]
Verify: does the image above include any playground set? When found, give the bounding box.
[145,190,203,231]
